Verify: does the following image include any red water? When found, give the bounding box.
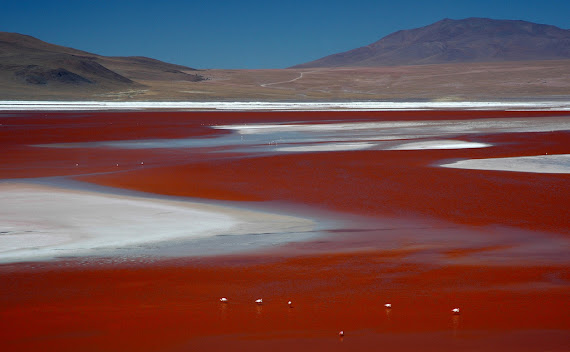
[0,110,569,351]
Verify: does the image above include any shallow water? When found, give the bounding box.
[1,110,569,263]
[35,116,570,156]
[1,109,569,352]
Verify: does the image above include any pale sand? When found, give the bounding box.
[272,140,488,153]
[216,117,570,136]
[386,140,491,150]
[440,154,570,174]
[275,142,376,152]
[0,183,315,263]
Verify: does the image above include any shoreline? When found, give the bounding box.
[1,100,570,111]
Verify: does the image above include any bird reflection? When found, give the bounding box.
[218,300,228,320]
[451,315,460,337]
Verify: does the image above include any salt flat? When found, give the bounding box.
[386,140,491,150]
[0,183,315,263]
[1,100,570,111]
[441,154,570,174]
[36,116,570,155]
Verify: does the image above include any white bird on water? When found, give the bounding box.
[255,298,263,304]
[452,308,460,314]
[384,303,392,308]
[220,297,228,303]
[338,330,344,337]
[288,300,293,307]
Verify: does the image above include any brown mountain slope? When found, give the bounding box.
[293,18,570,68]
[0,32,203,98]
[1,31,568,101]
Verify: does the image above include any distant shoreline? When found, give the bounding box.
[1,100,570,111]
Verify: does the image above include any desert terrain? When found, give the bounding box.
[147,60,570,101]
[2,18,569,102]
[2,60,569,102]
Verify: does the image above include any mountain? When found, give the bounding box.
[292,18,570,68]
[0,32,204,97]
[1,27,569,101]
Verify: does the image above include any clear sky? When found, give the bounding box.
[2,0,569,69]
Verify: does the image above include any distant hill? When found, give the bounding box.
[292,18,570,68]
[1,26,569,102]
[0,32,204,97]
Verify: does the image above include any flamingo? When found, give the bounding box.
[338,330,344,337]
[452,308,460,314]
[220,297,228,303]
[255,298,263,304]
[384,303,392,308]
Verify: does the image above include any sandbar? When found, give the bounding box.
[441,154,570,173]
[0,183,315,263]
[387,139,490,150]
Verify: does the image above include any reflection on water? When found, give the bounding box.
[218,301,228,321]
[385,306,393,321]
[255,304,263,318]
[451,314,461,337]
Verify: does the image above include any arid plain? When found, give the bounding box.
[142,60,570,102]
[2,59,569,102]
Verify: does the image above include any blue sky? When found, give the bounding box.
[2,0,569,69]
